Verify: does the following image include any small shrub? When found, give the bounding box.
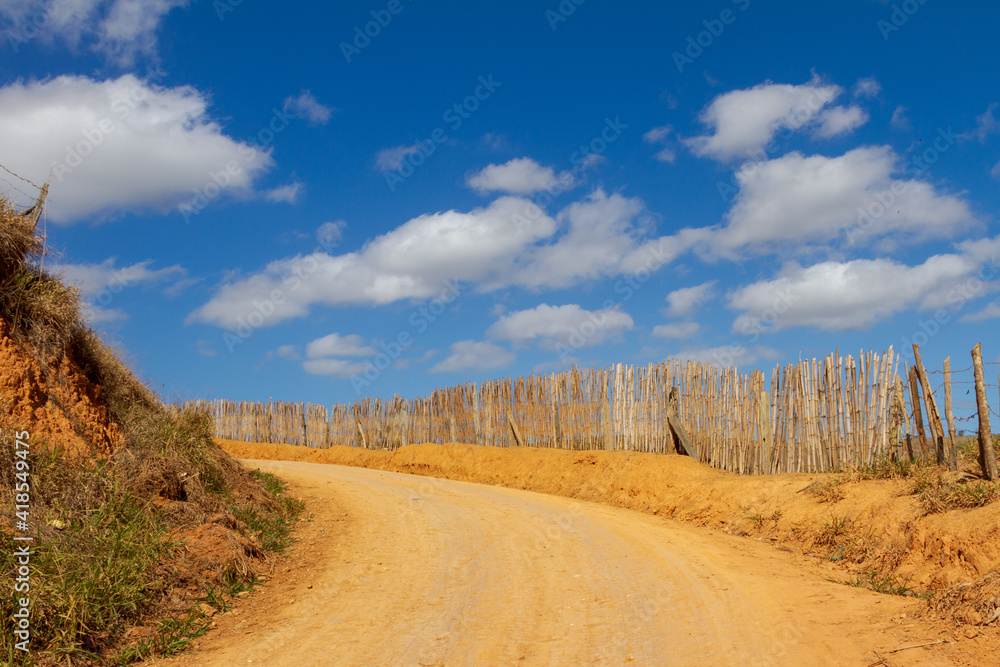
[802,479,845,503]
[847,570,917,597]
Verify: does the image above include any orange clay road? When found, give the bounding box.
[151,460,956,667]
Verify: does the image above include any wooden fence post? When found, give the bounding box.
[507,413,524,447]
[472,384,482,446]
[912,344,945,464]
[943,357,958,469]
[971,343,998,480]
[600,379,613,451]
[908,367,929,460]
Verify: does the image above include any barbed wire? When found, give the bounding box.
[0,176,35,200]
[0,163,41,192]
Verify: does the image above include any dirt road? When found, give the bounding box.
[157,460,957,666]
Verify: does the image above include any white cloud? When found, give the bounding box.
[0,75,274,222]
[643,126,671,143]
[97,0,190,65]
[487,304,633,350]
[652,322,700,339]
[305,333,375,359]
[813,105,868,138]
[965,103,999,142]
[728,248,999,332]
[430,340,514,373]
[715,146,975,255]
[992,160,1000,180]
[53,257,185,323]
[274,344,299,359]
[684,76,842,162]
[0,0,189,64]
[54,257,184,292]
[890,105,911,131]
[302,358,374,378]
[317,220,346,248]
[664,281,716,317]
[375,144,421,171]
[190,190,690,330]
[852,77,881,99]
[505,190,653,289]
[466,158,572,195]
[188,195,559,329]
[671,344,780,368]
[283,90,332,125]
[961,301,1000,323]
[643,125,676,163]
[264,182,302,204]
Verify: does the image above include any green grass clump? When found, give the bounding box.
[233,470,306,553]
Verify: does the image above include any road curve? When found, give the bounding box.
[158,460,932,667]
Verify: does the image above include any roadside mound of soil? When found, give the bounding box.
[0,317,121,457]
[218,439,1000,618]
[0,198,303,665]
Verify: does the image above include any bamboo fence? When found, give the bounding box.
[187,346,947,474]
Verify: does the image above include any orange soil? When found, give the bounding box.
[217,439,1000,591]
[0,318,120,455]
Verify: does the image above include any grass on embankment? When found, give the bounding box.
[1,198,305,665]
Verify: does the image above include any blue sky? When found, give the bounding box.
[1,1,999,420]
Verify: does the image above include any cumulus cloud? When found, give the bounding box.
[651,322,700,339]
[671,344,780,368]
[264,182,301,204]
[302,358,374,378]
[813,105,868,138]
[890,105,911,131]
[466,158,573,195]
[375,144,421,171]
[430,340,514,373]
[305,333,375,359]
[664,281,717,317]
[0,75,274,222]
[961,300,1000,323]
[852,77,881,99]
[316,220,346,248]
[728,245,1000,332]
[188,196,559,329]
[964,103,999,142]
[683,77,843,162]
[643,125,676,163]
[53,257,185,323]
[0,0,189,64]
[189,190,691,330]
[714,146,975,255]
[283,90,332,125]
[487,304,633,350]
